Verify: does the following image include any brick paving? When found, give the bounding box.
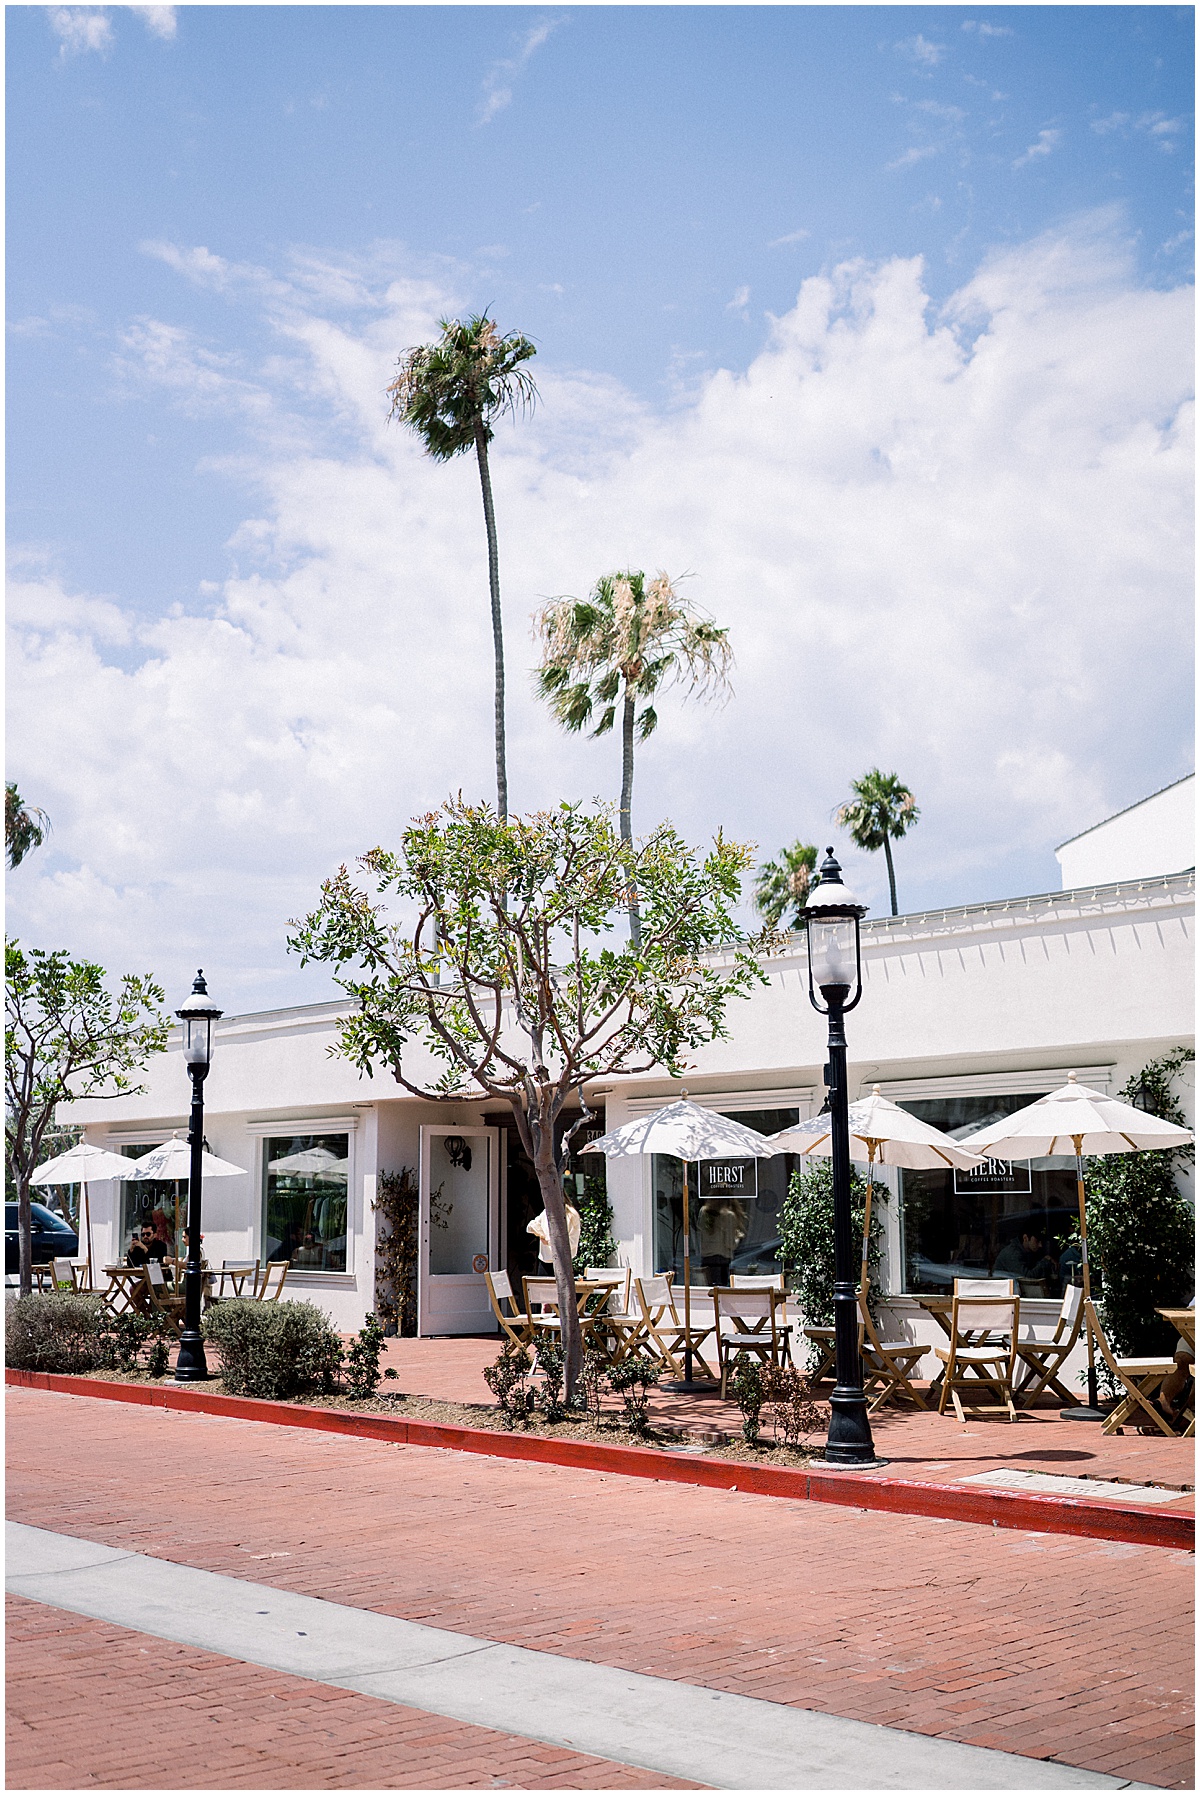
[7,1386,1194,1788]
[378,1335,1196,1504]
[7,1594,700,1790]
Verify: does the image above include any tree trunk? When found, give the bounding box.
[882,833,898,917]
[530,1129,584,1400]
[474,427,508,821]
[17,1175,33,1297]
[619,686,641,951]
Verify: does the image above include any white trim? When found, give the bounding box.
[103,1125,186,1144]
[620,1087,817,1117]
[876,1066,1114,1102]
[246,1115,360,1137]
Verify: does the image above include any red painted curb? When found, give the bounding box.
[8,1368,1193,1552]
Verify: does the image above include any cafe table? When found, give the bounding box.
[1156,1308,1195,1437]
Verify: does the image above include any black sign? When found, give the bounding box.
[698,1159,757,1199]
[953,1157,1032,1195]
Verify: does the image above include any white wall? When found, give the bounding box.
[1057,775,1195,890]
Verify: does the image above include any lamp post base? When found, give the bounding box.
[809,1457,890,1471]
[822,1386,878,1465]
[173,1330,209,1382]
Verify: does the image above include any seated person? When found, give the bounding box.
[292,1231,324,1267]
[1022,1231,1059,1293]
[1058,1237,1084,1286]
[992,1231,1029,1279]
[125,1225,153,1268]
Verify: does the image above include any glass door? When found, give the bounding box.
[418,1126,500,1335]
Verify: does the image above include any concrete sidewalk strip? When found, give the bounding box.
[962,1469,1187,1504]
[7,1522,1148,1792]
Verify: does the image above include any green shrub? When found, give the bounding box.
[778,1159,883,1364]
[606,1352,659,1436]
[483,1344,534,1427]
[1086,1050,1195,1362]
[203,1299,342,1400]
[343,1312,398,1399]
[6,1292,106,1373]
[730,1355,765,1444]
[533,1337,566,1421]
[762,1364,825,1448]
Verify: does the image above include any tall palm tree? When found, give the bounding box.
[754,841,818,930]
[535,570,732,948]
[835,769,920,917]
[5,783,50,870]
[388,315,537,821]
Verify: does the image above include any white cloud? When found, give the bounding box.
[888,143,941,172]
[129,5,176,39]
[961,20,1012,36]
[1012,127,1061,169]
[895,35,944,68]
[1092,111,1187,155]
[6,212,1192,1008]
[769,230,810,248]
[478,18,560,126]
[46,7,113,56]
[726,285,752,317]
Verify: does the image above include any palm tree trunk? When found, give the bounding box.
[619,687,641,951]
[882,832,898,916]
[473,427,507,821]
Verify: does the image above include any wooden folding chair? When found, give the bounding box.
[485,1269,535,1349]
[634,1276,710,1377]
[711,1287,788,1399]
[582,1268,643,1363]
[255,1260,289,1301]
[206,1259,260,1308]
[802,1326,837,1382]
[102,1265,151,1319]
[1086,1301,1179,1438]
[935,1293,1021,1422]
[860,1280,927,1412]
[51,1257,80,1292]
[730,1272,785,1289]
[522,1277,597,1344]
[1014,1284,1084,1408]
[144,1261,186,1333]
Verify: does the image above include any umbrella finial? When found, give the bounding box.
[872,1084,881,1096]
[1067,1070,1077,1084]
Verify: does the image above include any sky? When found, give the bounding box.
[6,3,1195,1017]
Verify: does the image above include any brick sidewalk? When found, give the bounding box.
[7,1387,1195,1788]
[7,1595,699,1790]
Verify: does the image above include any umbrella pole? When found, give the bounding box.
[1077,1143,1098,1410]
[83,1180,93,1291]
[861,1145,876,1292]
[682,1161,693,1384]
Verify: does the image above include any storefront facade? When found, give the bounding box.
[65,866,1194,1366]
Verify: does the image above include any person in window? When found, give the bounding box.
[126,1225,154,1268]
[992,1230,1028,1280]
[292,1231,324,1268]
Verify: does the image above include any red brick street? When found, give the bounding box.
[7,1384,1194,1789]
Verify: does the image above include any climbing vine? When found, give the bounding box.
[374,1166,419,1336]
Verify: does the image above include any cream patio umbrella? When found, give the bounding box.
[958,1072,1194,1414]
[127,1135,247,1263]
[771,1087,986,1287]
[30,1141,136,1289]
[580,1096,780,1389]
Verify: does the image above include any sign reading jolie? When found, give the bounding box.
[698,1159,758,1199]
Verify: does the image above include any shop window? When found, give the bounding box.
[119,1145,178,1260]
[898,1095,1080,1296]
[263,1133,349,1272]
[653,1108,800,1284]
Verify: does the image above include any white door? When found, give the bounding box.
[418,1126,500,1336]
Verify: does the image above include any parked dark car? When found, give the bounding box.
[5,1201,79,1275]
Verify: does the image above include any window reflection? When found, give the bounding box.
[264,1134,349,1272]
[653,1108,800,1283]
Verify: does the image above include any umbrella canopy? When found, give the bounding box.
[957,1072,1194,1158]
[267,1146,347,1178]
[127,1138,247,1181]
[771,1087,986,1171]
[579,1099,781,1163]
[29,1143,134,1185]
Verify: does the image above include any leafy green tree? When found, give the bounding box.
[753,841,818,931]
[835,769,919,917]
[6,783,51,870]
[534,571,732,950]
[778,1157,884,1359]
[289,798,765,1396]
[1086,1048,1195,1362]
[388,315,538,821]
[5,943,169,1295]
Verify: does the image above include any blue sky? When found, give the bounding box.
[6,5,1195,1012]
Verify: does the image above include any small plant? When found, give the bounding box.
[762,1363,825,1449]
[106,1309,153,1373]
[373,1165,418,1337]
[483,1344,534,1428]
[730,1355,765,1445]
[606,1352,659,1436]
[534,1337,566,1422]
[145,1327,171,1379]
[203,1299,343,1400]
[575,1347,608,1424]
[5,1291,106,1373]
[344,1312,388,1400]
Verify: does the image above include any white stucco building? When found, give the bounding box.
[65,788,1195,1379]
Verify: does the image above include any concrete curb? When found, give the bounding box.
[8,1368,1193,1552]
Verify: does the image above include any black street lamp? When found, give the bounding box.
[804,850,881,1468]
[173,970,222,1383]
